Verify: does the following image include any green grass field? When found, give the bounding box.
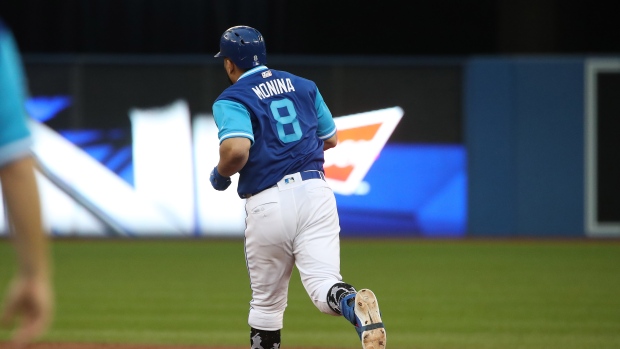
[1,238,619,349]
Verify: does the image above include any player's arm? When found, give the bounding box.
[210,99,254,190]
[314,88,337,150]
[217,137,251,177]
[323,133,338,150]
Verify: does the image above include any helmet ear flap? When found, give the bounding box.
[214,26,267,69]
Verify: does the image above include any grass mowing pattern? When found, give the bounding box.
[1,238,619,349]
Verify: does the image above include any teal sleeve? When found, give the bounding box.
[314,88,336,140]
[0,25,32,167]
[212,100,254,145]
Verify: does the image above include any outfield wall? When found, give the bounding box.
[465,57,620,238]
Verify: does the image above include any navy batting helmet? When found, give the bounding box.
[214,26,266,70]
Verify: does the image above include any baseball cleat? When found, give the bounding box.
[341,289,386,349]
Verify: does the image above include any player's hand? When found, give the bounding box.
[210,166,231,191]
[1,274,53,348]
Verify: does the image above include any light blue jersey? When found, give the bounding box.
[213,65,336,198]
[0,19,32,168]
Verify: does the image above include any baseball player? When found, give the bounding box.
[209,25,386,349]
[0,18,54,347]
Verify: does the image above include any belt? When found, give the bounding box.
[242,170,325,199]
[299,170,325,181]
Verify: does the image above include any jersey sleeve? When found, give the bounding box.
[314,88,336,140]
[0,23,33,168]
[212,99,254,145]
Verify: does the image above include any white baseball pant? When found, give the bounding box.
[244,171,342,330]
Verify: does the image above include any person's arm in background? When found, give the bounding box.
[0,18,53,347]
[0,156,53,347]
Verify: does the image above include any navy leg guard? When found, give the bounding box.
[327,282,357,315]
[250,327,281,349]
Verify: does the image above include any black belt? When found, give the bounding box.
[242,171,325,199]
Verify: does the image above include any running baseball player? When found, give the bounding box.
[209,25,386,349]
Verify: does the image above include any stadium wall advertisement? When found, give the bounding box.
[2,56,617,238]
[0,98,466,238]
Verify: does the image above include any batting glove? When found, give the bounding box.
[210,166,231,191]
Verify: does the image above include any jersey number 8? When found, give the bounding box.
[270,98,302,143]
